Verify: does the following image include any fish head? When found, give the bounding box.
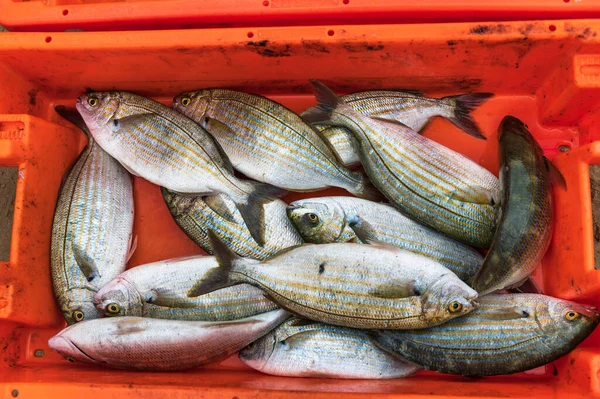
[286,199,347,243]
[48,332,99,366]
[160,187,197,216]
[93,277,143,317]
[173,90,211,121]
[548,298,600,339]
[238,332,277,371]
[421,275,479,323]
[61,290,104,325]
[76,92,121,132]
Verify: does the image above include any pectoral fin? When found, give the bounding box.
[448,186,499,206]
[543,156,567,189]
[369,280,418,298]
[72,243,102,283]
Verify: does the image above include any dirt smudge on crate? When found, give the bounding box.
[518,24,535,37]
[577,27,598,40]
[246,40,292,58]
[589,165,600,269]
[301,40,330,54]
[27,89,38,107]
[0,326,23,367]
[342,42,385,53]
[469,24,510,35]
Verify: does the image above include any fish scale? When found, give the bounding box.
[372,294,600,376]
[173,89,377,199]
[304,81,500,248]
[51,118,134,325]
[287,196,483,283]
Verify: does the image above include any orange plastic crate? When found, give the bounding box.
[1,19,600,398]
[2,0,600,32]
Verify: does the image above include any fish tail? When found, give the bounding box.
[187,231,240,297]
[345,171,383,201]
[302,80,345,126]
[231,181,286,246]
[444,93,493,140]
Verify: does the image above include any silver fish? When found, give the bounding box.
[94,255,278,320]
[48,309,290,371]
[76,91,280,245]
[51,107,134,325]
[287,196,483,283]
[303,80,500,249]
[240,317,419,379]
[316,125,361,168]
[189,233,478,329]
[172,90,380,200]
[162,189,303,260]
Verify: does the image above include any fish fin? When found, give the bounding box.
[275,318,323,341]
[482,307,532,320]
[72,243,102,283]
[444,93,493,140]
[110,113,155,133]
[126,235,137,263]
[348,217,378,243]
[200,116,235,173]
[55,105,92,137]
[507,277,541,294]
[187,230,238,297]
[348,236,361,244]
[114,318,147,336]
[203,194,238,224]
[233,182,286,246]
[302,80,342,125]
[543,156,567,189]
[369,280,417,298]
[448,186,499,206]
[370,116,414,131]
[345,171,384,201]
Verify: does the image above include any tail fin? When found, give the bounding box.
[345,171,384,201]
[233,181,287,246]
[187,230,239,297]
[301,80,342,125]
[444,93,493,140]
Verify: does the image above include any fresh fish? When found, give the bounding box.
[303,80,500,249]
[94,254,278,320]
[162,189,304,260]
[471,116,566,295]
[76,91,280,245]
[189,232,478,329]
[172,89,380,200]
[48,309,290,371]
[372,294,599,377]
[315,126,361,168]
[51,106,134,325]
[287,196,483,283]
[240,317,419,379]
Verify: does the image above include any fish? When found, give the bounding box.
[48,309,290,371]
[76,91,281,245]
[172,89,380,200]
[315,125,361,168]
[162,189,304,260]
[51,106,134,325]
[93,254,278,320]
[371,294,600,377]
[471,116,566,295]
[287,196,483,283]
[189,232,478,329]
[239,317,419,379]
[303,80,500,249]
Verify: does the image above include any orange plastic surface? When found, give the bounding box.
[1,19,600,398]
[1,0,600,32]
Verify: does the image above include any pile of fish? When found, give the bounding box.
[47,80,598,379]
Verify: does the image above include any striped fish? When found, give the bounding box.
[189,233,478,329]
[51,107,134,325]
[372,294,600,377]
[287,196,483,283]
[239,317,419,379]
[303,80,500,249]
[472,117,565,294]
[316,126,361,168]
[94,255,278,320]
[76,92,280,245]
[48,309,290,371]
[172,89,380,200]
[162,189,303,260]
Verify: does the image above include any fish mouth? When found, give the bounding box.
[49,336,99,364]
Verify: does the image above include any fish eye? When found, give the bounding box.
[565,311,580,321]
[181,97,191,107]
[72,310,85,322]
[246,342,256,351]
[87,97,99,107]
[448,301,463,313]
[107,303,120,314]
[66,357,75,363]
[306,213,319,225]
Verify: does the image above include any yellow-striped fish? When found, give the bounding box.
[189,232,478,329]
[303,80,500,249]
[372,294,600,377]
[172,90,380,200]
[51,107,134,325]
[93,255,278,320]
[76,92,280,245]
